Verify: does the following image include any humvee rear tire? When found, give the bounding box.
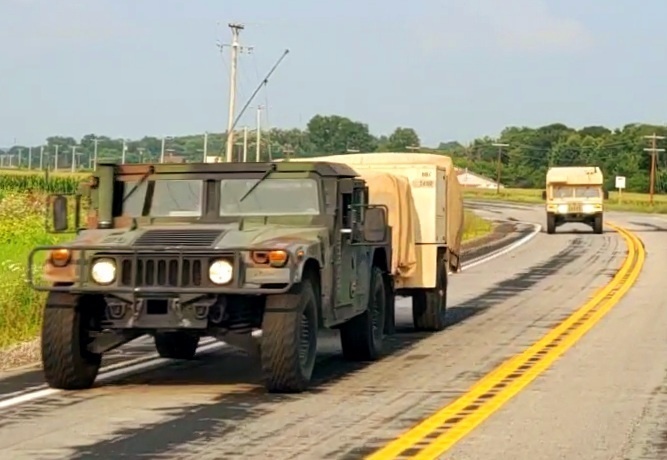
[412,251,448,332]
[260,277,318,393]
[154,331,199,360]
[546,213,556,234]
[340,266,387,361]
[41,292,102,390]
[593,214,603,234]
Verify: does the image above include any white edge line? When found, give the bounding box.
[0,221,541,411]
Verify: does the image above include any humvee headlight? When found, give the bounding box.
[582,204,595,213]
[209,259,233,284]
[91,258,116,285]
[557,204,568,214]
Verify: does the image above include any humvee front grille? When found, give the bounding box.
[568,203,582,213]
[119,257,205,287]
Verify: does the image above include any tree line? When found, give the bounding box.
[2,115,665,193]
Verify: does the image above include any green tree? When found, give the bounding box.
[387,127,420,151]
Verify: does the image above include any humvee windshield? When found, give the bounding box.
[123,179,203,217]
[553,185,601,199]
[220,178,320,216]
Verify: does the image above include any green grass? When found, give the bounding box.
[0,192,70,349]
[463,210,493,242]
[464,187,667,213]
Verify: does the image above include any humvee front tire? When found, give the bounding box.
[593,214,603,234]
[546,213,556,234]
[412,251,448,332]
[340,265,387,361]
[41,292,102,390]
[260,277,318,393]
[154,331,200,360]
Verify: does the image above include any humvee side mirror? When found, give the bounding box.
[363,207,387,243]
[603,190,609,200]
[541,190,547,200]
[52,195,69,232]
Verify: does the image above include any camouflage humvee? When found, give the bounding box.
[28,161,393,393]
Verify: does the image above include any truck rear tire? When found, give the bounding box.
[340,266,387,361]
[41,292,102,390]
[260,277,318,393]
[412,251,448,332]
[154,331,199,360]
[593,214,603,234]
[546,213,556,234]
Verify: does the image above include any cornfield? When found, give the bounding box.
[0,172,80,194]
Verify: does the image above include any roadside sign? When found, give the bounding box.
[615,176,626,189]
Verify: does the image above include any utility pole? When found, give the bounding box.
[17,148,23,168]
[121,139,127,164]
[242,126,248,162]
[644,133,665,205]
[492,142,509,194]
[93,138,99,171]
[160,137,166,163]
[54,145,59,171]
[71,145,77,173]
[39,146,44,170]
[256,105,262,162]
[221,23,252,163]
[203,131,208,162]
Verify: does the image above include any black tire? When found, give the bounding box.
[260,277,319,393]
[383,273,396,335]
[340,266,387,361]
[412,251,448,332]
[154,331,200,360]
[546,213,556,234]
[41,292,102,390]
[593,214,603,234]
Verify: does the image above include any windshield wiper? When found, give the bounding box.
[239,163,276,202]
[121,166,155,205]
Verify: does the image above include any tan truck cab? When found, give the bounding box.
[541,166,608,234]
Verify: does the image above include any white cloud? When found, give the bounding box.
[416,0,594,55]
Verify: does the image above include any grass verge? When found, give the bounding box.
[463,210,493,242]
[0,193,68,349]
[464,187,667,213]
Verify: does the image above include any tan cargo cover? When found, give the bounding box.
[288,152,464,273]
[354,171,418,278]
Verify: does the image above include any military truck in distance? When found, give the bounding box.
[541,166,609,234]
[28,161,393,393]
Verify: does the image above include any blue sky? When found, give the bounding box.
[1,0,666,148]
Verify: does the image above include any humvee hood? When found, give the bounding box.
[215,225,324,250]
[71,224,324,250]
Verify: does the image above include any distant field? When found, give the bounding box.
[464,187,667,213]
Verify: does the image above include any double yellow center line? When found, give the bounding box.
[366,222,645,459]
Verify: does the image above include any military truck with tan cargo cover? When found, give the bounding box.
[28,161,395,394]
[288,152,464,332]
[541,166,609,234]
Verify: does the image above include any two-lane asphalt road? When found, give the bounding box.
[0,202,665,459]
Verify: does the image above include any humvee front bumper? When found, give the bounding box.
[27,244,298,297]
